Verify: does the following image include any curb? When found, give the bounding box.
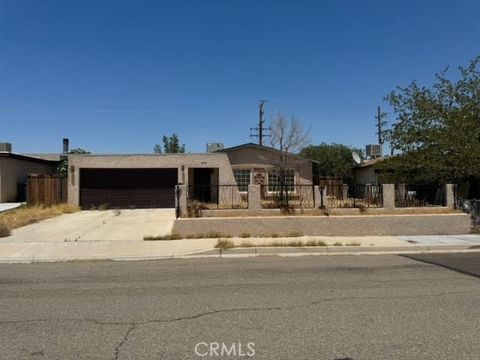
[0,247,479,264]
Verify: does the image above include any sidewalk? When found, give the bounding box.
[1,235,480,263]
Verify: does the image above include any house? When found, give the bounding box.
[0,143,59,202]
[67,143,318,209]
[353,157,385,184]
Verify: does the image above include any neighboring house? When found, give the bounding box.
[353,157,385,184]
[67,143,318,209]
[0,143,59,202]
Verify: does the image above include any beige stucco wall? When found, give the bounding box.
[173,213,471,237]
[67,153,237,206]
[226,147,313,184]
[0,157,56,202]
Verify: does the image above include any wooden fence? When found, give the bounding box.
[27,175,67,206]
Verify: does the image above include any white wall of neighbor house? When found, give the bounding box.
[0,157,56,202]
[67,154,237,206]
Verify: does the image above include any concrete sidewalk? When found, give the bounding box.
[1,234,480,263]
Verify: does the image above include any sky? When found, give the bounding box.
[1,0,479,154]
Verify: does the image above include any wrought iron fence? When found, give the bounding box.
[260,184,316,209]
[395,184,445,207]
[187,184,248,210]
[326,184,383,208]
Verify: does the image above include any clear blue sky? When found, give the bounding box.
[1,0,479,154]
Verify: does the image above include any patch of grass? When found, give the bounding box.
[305,239,327,246]
[287,230,303,237]
[0,204,79,236]
[205,231,232,238]
[214,239,235,249]
[333,241,343,246]
[0,223,11,238]
[270,233,279,238]
[240,232,251,238]
[346,241,361,246]
[240,240,254,247]
[98,203,109,211]
[144,233,182,241]
[471,227,480,234]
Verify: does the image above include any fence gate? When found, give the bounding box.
[27,175,67,206]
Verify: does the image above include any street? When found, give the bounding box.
[0,255,479,359]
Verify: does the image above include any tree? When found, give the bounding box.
[379,55,480,190]
[299,143,363,182]
[56,148,91,175]
[154,134,185,153]
[269,113,310,207]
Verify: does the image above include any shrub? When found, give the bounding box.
[215,239,235,249]
[333,242,343,246]
[0,223,11,238]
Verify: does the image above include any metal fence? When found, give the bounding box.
[456,198,480,228]
[394,184,445,207]
[326,184,383,208]
[260,184,316,209]
[187,184,248,210]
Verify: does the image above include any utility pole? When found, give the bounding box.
[250,100,271,146]
[375,106,387,145]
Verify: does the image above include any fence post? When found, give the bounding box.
[175,184,188,217]
[314,186,323,209]
[445,184,455,209]
[382,184,395,209]
[248,184,261,210]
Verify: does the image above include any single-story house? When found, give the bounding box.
[353,157,385,184]
[67,143,318,209]
[0,143,59,202]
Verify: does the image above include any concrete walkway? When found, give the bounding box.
[1,233,480,263]
[0,202,23,213]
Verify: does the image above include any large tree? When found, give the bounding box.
[379,56,480,188]
[299,143,362,182]
[154,134,185,154]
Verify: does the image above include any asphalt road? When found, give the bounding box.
[0,255,479,360]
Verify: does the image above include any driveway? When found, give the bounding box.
[4,209,176,242]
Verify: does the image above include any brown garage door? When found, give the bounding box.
[80,168,178,209]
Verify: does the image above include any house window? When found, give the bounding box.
[234,170,251,192]
[268,169,295,192]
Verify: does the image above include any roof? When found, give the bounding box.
[356,156,386,168]
[219,142,320,163]
[0,152,60,164]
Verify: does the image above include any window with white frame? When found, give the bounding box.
[268,169,295,192]
[233,170,251,192]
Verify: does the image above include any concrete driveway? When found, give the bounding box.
[4,209,176,242]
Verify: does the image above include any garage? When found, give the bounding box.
[80,168,178,209]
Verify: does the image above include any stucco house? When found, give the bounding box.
[0,143,58,202]
[67,143,318,209]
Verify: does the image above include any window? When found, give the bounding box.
[234,170,251,192]
[268,169,295,192]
